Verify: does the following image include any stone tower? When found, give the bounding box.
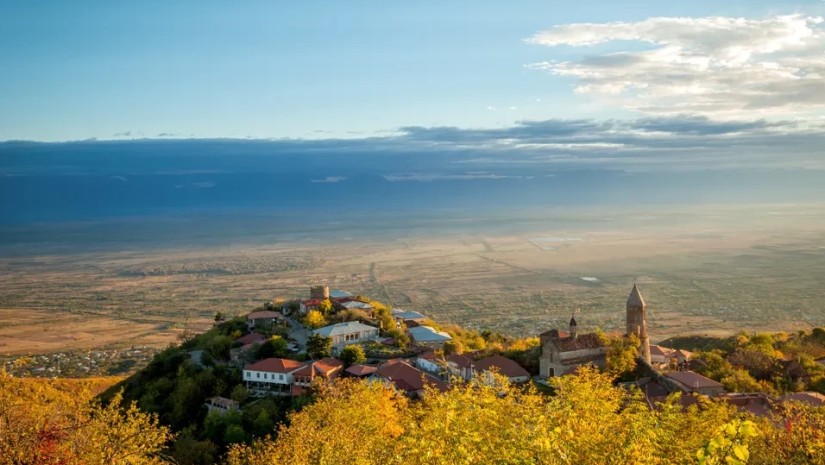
[569,314,577,339]
[310,285,329,300]
[626,284,651,363]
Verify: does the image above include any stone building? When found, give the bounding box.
[539,316,608,377]
[626,284,652,364]
[310,285,330,300]
[539,284,654,377]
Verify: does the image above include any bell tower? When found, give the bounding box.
[626,284,651,363]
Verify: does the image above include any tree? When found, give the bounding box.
[442,340,463,355]
[605,334,640,377]
[303,310,327,329]
[318,299,333,315]
[0,371,172,465]
[230,384,249,404]
[339,345,366,367]
[256,336,289,359]
[307,334,332,359]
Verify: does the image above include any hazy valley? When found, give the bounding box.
[3,203,824,357]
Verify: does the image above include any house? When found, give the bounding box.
[243,358,306,395]
[391,309,428,325]
[445,354,475,382]
[664,371,725,396]
[291,358,344,395]
[330,289,354,300]
[650,345,672,365]
[299,299,325,315]
[539,327,608,378]
[230,335,266,365]
[415,350,442,375]
[346,364,378,378]
[339,300,375,312]
[236,332,266,346]
[205,396,240,415]
[475,355,530,383]
[408,326,452,349]
[375,359,449,397]
[649,345,692,365]
[246,310,285,330]
[313,321,380,353]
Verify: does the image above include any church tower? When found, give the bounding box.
[626,284,651,363]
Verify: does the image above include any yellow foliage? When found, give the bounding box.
[228,366,773,465]
[303,309,327,329]
[0,370,172,465]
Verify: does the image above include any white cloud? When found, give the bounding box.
[311,176,347,183]
[526,15,825,118]
[383,172,524,182]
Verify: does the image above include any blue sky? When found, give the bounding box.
[1,0,824,141]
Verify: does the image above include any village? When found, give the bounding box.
[203,284,825,418]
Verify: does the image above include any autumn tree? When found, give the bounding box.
[605,334,640,378]
[339,344,366,367]
[302,310,327,329]
[306,334,333,359]
[0,370,172,465]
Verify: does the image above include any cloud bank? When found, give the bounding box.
[526,15,825,118]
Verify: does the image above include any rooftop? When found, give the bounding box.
[346,364,378,377]
[551,332,608,352]
[329,290,354,298]
[445,354,474,369]
[665,371,723,391]
[474,355,530,379]
[409,326,452,343]
[392,309,428,321]
[247,310,284,320]
[781,391,825,407]
[293,357,343,377]
[236,332,266,345]
[341,300,374,310]
[376,360,448,393]
[245,357,305,374]
[314,321,379,338]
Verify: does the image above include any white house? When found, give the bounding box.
[313,321,380,352]
[408,326,452,348]
[243,358,306,396]
[415,350,442,375]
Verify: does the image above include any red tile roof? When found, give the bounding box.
[245,358,305,374]
[303,299,324,306]
[346,364,378,376]
[446,354,474,369]
[474,355,530,379]
[236,332,266,345]
[376,360,448,393]
[551,333,608,352]
[294,358,344,377]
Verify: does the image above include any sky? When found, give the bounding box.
[1,0,825,165]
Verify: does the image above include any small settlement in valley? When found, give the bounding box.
[206,283,824,418]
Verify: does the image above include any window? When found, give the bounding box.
[256,372,260,379]
[279,374,284,380]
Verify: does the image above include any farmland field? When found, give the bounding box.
[3,203,825,356]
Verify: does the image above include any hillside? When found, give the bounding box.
[5,293,825,465]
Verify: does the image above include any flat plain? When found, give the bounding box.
[2,203,825,355]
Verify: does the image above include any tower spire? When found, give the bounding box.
[626,284,651,363]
